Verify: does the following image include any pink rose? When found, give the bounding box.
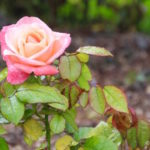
[0,16,71,84]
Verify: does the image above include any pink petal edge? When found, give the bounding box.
[14,63,58,76]
[0,25,15,59]
[16,16,52,33]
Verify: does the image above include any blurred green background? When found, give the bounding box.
[0,0,150,33]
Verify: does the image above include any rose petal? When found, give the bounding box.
[14,63,58,76]
[5,23,51,55]
[29,42,54,62]
[47,32,71,64]
[0,25,15,59]
[3,49,46,66]
[0,16,71,85]
[6,61,29,84]
[24,29,48,57]
[16,16,52,34]
[5,27,21,54]
[1,23,48,66]
[29,32,71,63]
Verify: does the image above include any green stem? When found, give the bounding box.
[45,114,51,150]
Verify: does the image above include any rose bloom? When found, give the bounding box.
[0,16,71,84]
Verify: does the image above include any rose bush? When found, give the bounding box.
[0,16,71,84]
[0,16,149,150]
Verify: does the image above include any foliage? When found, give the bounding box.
[1,0,150,33]
[0,46,149,150]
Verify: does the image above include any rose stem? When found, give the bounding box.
[45,114,51,150]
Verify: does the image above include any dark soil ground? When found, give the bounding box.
[0,24,150,149]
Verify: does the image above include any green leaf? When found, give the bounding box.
[88,121,122,146]
[73,122,122,149]
[55,80,70,92]
[78,147,84,150]
[1,96,24,125]
[0,114,9,124]
[92,121,113,138]
[127,127,137,149]
[79,92,89,107]
[83,135,117,150]
[3,82,16,97]
[50,102,68,112]
[109,128,122,146]
[77,64,92,91]
[23,119,43,145]
[0,125,7,135]
[63,86,70,100]
[137,120,150,148]
[88,121,104,135]
[59,56,81,81]
[23,109,35,121]
[104,86,128,113]
[0,137,9,150]
[77,46,113,57]
[89,86,106,114]
[55,135,74,150]
[16,83,68,111]
[0,68,8,82]
[0,93,3,101]
[74,127,93,141]
[40,107,57,116]
[81,64,92,81]
[63,108,78,133]
[70,85,80,107]
[25,75,41,84]
[77,76,90,91]
[70,145,81,150]
[50,115,65,134]
[24,136,33,146]
[76,53,89,63]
